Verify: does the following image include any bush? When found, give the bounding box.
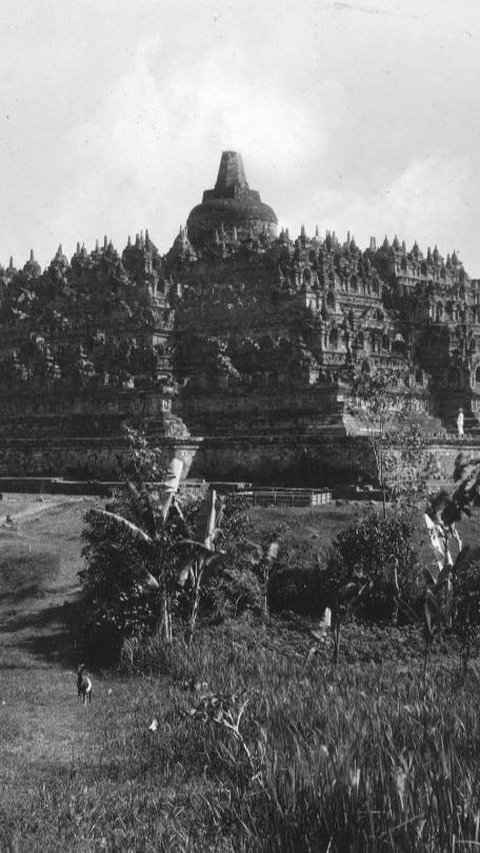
[198,496,265,621]
[78,505,164,664]
[78,490,264,663]
[78,476,199,664]
[453,554,480,674]
[325,510,422,620]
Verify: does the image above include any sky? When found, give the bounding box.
[1,0,480,273]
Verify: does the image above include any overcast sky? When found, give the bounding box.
[1,0,480,273]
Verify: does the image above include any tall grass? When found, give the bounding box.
[3,619,480,851]
[0,544,60,601]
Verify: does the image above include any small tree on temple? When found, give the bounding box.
[350,370,437,515]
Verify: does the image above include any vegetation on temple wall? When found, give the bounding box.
[349,369,439,502]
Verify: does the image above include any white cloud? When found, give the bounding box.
[278,154,474,264]
[0,0,479,273]
[339,155,470,254]
[48,37,331,256]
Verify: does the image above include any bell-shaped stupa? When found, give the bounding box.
[186,151,278,250]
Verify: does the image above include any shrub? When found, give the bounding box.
[453,554,480,675]
[78,504,164,664]
[198,496,265,621]
[78,476,198,664]
[325,510,422,620]
[78,489,265,663]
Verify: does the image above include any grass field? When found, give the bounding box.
[2,496,480,850]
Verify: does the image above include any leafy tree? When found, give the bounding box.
[79,431,269,661]
[423,452,480,676]
[350,370,436,514]
[324,510,421,623]
[79,429,187,661]
[175,488,227,644]
[452,549,480,676]
[179,496,280,627]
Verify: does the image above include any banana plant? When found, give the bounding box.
[90,455,184,644]
[422,456,480,675]
[174,487,226,644]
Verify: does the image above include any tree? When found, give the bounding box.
[451,548,480,677]
[325,510,420,624]
[80,430,253,658]
[422,452,480,676]
[350,370,437,514]
[79,429,186,658]
[175,487,227,644]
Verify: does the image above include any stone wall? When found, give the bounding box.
[188,433,375,486]
[187,431,472,487]
[0,436,199,480]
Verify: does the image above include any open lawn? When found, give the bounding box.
[1,496,480,850]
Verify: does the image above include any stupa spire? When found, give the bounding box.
[215,151,248,194]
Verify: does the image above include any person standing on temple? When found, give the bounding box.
[457,408,464,439]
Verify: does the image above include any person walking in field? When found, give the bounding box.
[457,408,464,439]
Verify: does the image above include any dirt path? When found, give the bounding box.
[0,496,101,806]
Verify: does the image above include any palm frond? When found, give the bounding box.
[90,509,153,545]
[172,538,217,556]
[175,549,225,587]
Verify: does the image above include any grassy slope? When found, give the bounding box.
[2,498,480,849]
[0,496,100,814]
[0,497,360,849]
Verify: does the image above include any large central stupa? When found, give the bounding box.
[186,151,278,250]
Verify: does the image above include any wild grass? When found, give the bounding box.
[0,543,60,601]
[3,617,480,851]
[4,498,480,850]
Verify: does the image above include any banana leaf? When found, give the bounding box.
[158,457,184,521]
[90,509,153,545]
[194,488,218,547]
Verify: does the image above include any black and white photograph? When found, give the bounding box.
[1,1,480,850]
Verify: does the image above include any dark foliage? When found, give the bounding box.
[324,510,422,620]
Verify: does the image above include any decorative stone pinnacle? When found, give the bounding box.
[215,150,248,194]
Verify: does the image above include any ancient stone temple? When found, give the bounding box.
[0,234,197,479]
[169,153,480,484]
[1,150,479,484]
